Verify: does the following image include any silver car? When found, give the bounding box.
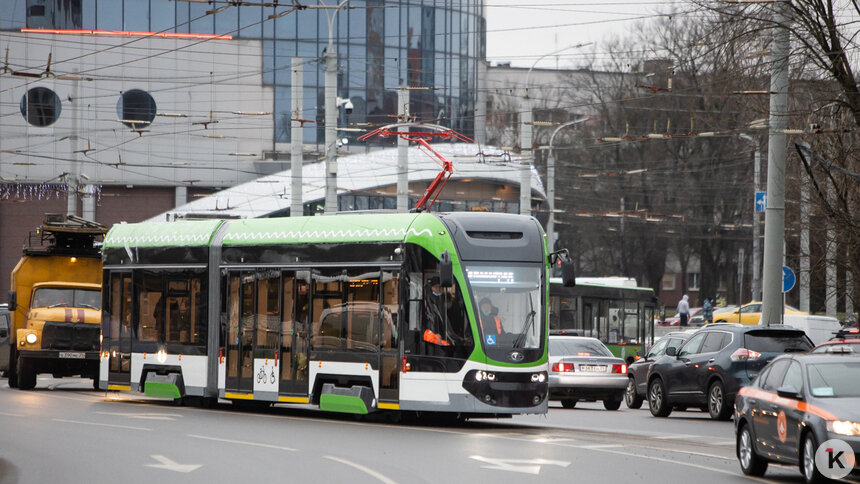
[548,335,629,410]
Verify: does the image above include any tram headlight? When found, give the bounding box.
[475,370,487,382]
[26,333,37,344]
[530,372,546,383]
[156,349,167,363]
[486,372,496,381]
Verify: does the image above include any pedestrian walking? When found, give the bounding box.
[677,294,690,327]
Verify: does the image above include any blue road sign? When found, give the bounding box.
[755,191,767,213]
[782,266,796,293]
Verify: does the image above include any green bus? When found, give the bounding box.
[100,212,566,417]
[549,278,658,364]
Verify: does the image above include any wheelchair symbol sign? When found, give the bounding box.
[486,335,497,345]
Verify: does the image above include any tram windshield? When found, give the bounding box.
[465,264,543,351]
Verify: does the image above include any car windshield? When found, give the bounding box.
[550,338,612,357]
[32,288,100,309]
[465,264,542,350]
[744,331,812,353]
[807,362,860,397]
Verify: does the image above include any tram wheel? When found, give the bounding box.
[561,399,577,409]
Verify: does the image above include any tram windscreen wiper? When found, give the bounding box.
[513,294,536,348]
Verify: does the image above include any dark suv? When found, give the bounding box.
[647,324,812,420]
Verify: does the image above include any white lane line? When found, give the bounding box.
[324,455,398,484]
[569,444,747,479]
[187,434,297,451]
[0,411,24,417]
[654,434,698,440]
[52,418,151,431]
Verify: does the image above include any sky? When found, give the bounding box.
[484,1,682,69]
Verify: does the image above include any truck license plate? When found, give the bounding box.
[59,352,85,359]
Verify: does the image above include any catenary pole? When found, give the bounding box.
[760,0,791,326]
[291,57,304,217]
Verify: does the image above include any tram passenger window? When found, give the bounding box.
[381,272,399,349]
[137,272,162,342]
[241,274,254,380]
[190,278,206,345]
[256,272,280,358]
[109,274,123,339]
[344,271,380,351]
[312,270,343,349]
[281,276,296,380]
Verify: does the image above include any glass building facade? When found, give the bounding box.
[2,0,485,145]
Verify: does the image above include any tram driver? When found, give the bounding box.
[478,297,503,336]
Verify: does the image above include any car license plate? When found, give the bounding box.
[579,365,606,372]
[59,352,85,359]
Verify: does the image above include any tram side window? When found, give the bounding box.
[312,269,343,349]
[344,271,381,351]
[137,272,162,342]
[256,272,280,358]
[381,272,399,350]
[404,245,474,360]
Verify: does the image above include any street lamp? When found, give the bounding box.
[547,117,589,252]
[519,43,591,216]
[322,0,350,214]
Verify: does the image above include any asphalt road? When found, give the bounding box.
[0,376,814,484]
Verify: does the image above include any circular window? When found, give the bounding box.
[117,89,156,129]
[20,87,62,127]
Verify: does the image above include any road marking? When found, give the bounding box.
[145,455,201,473]
[577,444,623,450]
[654,434,698,440]
[324,455,398,484]
[571,443,744,478]
[52,418,151,431]
[96,411,181,421]
[187,434,297,451]
[469,456,570,475]
[0,412,23,417]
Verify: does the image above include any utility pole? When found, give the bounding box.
[519,95,532,216]
[475,61,488,145]
[740,134,762,301]
[397,87,409,211]
[800,145,810,312]
[322,0,350,213]
[68,74,80,218]
[291,57,304,217]
[760,0,790,326]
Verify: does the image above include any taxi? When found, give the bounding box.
[734,353,860,483]
[715,301,807,325]
[811,328,860,354]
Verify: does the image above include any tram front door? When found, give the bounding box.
[107,272,132,386]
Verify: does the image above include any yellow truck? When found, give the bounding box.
[4,214,106,390]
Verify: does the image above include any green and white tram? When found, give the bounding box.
[100,212,560,416]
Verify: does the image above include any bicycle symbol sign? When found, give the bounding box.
[256,366,276,384]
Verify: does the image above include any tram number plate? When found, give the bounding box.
[59,352,85,359]
[579,365,606,372]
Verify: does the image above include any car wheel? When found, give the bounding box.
[625,378,643,409]
[16,356,36,391]
[603,396,622,411]
[561,399,576,409]
[648,378,672,417]
[800,432,825,484]
[708,380,732,420]
[737,423,768,476]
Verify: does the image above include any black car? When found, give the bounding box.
[625,331,692,409]
[735,354,860,483]
[647,324,813,420]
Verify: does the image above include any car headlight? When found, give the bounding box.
[827,420,860,436]
[26,333,37,344]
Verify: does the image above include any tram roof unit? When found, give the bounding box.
[104,213,446,250]
[149,144,546,221]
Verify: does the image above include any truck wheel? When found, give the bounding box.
[16,356,36,390]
